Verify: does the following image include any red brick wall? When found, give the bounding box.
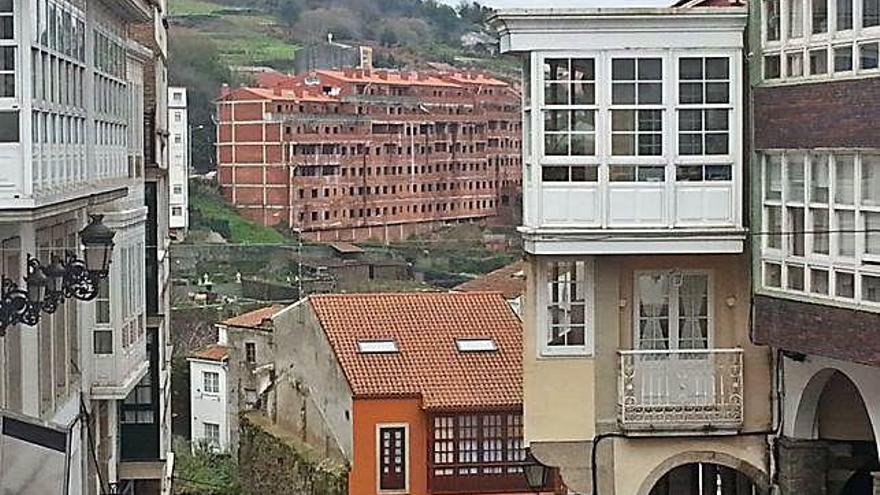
[752,295,880,366]
[754,77,880,150]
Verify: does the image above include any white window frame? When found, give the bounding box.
[375,423,409,494]
[760,150,880,307]
[632,270,715,351]
[538,258,595,357]
[203,422,220,450]
[760,0,880,84]
[203,371,219,395]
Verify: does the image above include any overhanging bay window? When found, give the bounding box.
[526,50,740,230]
[760,151,880,306]
[430,412,535,493]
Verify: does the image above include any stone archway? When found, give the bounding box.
[784,368,879,495]
[636,451,769,495]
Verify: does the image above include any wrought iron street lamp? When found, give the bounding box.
[0,215,116,334]
[524,450,549,493]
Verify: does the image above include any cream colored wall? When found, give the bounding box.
[607,254,773,432]
[523,259,596,443]
[612,435,769,495]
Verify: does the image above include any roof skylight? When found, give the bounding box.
[357,340,399,354]
[455,338,498,353]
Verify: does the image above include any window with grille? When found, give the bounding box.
[431,412,526,478]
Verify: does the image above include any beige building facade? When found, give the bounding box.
[492,2,773,493]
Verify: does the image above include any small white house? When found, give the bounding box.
[188,345,229,452]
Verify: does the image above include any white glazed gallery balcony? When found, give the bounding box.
[617,348,744,433]
[520,163,746,255]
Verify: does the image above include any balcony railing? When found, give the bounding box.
[618,348,744,432]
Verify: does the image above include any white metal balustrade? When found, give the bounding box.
[618,348,744,432]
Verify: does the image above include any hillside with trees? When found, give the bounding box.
[168,0,508,171]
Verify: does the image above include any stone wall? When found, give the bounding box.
[238,415,348,495]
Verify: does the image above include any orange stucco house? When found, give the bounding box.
[271,292,557,495]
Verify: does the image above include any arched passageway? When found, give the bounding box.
[648,462,760,495]
[785,369,879,495]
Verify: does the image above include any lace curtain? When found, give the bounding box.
[637,274,669,350]
[678,274,709,350]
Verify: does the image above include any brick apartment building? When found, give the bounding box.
[216,66,522,242]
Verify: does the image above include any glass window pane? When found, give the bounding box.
[612,59,635,80]
[679,58,703,79]
[544,110,567,132]
[836,271,855,298]
[788,207,805,255]
[788,0,805,37]
[834,46,853,72]
[638,58,662,79]
[865,0,880,27]
[862,275,880,302]
[861,154,880,206]
[705,109,729,131]
[705,82,729,103]
[787,154,805,202]
[811,208,829,254]
[612,135,635,156]
[679,110,702,131]
[765,55,782,79]
[572,82,595,105]
[787,52,805,77]
[788,265,805,291]
[679,82,703,104]
[612,110,635,131]
[571,58,594,80]
[767,0,782,40]
[544,59,568,81]
[811,268,829,294]
[705,133,729,155]
[835,154,855,204]
[544,82,568,105]
[766,155,783,200]
[765,263,783,288]
[812,0,828,32]
[837,0,853,30]
[679,134,702,155]
[811,153,830,203]
[570,134,595,155]
[0,111,18,142]
[612,83,635,104]
[865,212,880,256]
[637,83,662,104]
[837,210,855,256]
[810,49,828,74]
[542,166,569,182]
[860,42,879,71]
[706,165,732,181]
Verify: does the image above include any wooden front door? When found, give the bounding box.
[379,427,406,491]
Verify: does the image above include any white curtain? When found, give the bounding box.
[637,275,669,350]
[678,275,709,350]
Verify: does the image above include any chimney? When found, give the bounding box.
[344,68,354,78]
[378,70,388,80]
[220,83,231,98]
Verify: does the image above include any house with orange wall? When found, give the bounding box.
[269,292,557,495]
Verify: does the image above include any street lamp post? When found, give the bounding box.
[524,450,549,494]
[0,214,116,334]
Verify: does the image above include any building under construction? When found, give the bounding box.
[216,65,522,242]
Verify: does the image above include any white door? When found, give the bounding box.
[633,272,714,407]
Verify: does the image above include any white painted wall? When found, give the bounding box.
[188,358,229,451]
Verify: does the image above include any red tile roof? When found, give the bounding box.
[455,261,526,300]
[221,305,283,329]
[190,344,229,362]
[309,292,522,410]
[315,69,463,88]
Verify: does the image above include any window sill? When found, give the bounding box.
[539,349,593,359]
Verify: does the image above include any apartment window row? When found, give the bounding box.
[35,0,86,63]
[293,161,500,177]
[535,55,734,184]
[762,151,880,305]
[431,413,526,477]
[763,0,880,81]
[297,180,503,199]
[289,142,512,158]
[297,199,498,223]
[0,0,12,98]
[32,48,86,108]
